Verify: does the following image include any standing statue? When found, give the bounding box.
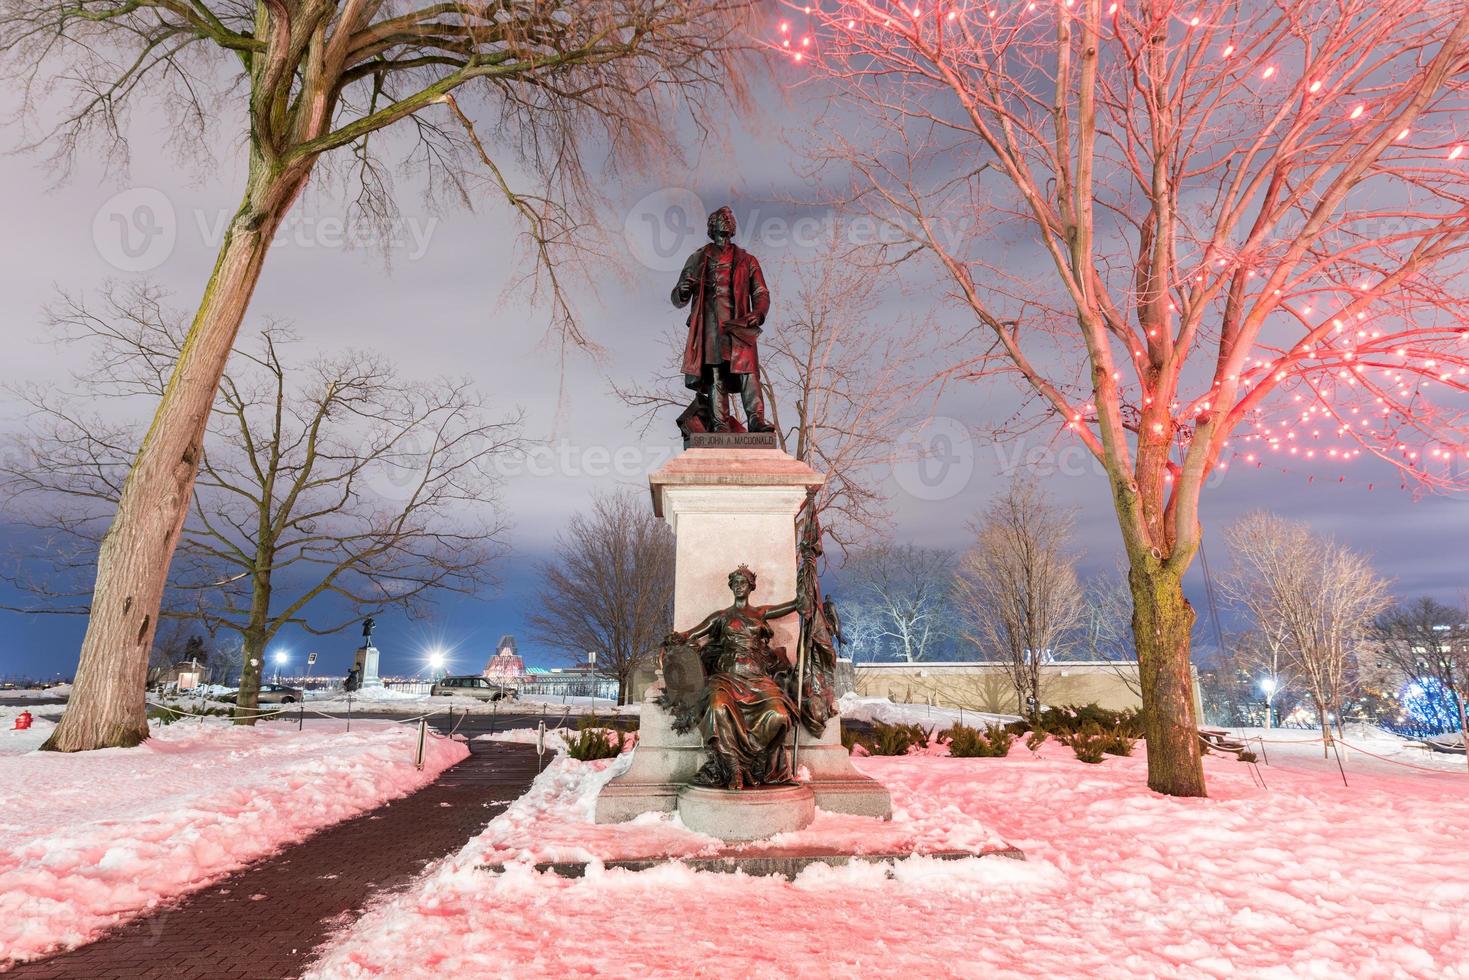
[822,595,846,653]
[670,205,774,439]
[662,565,800,790]
[361,617,376,642]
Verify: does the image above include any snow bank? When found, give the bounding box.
[0,718,467,965]
[0,684,71,701]
[308,734,1469,978]
[838,692,1018,729]
[304,689,640,715]
[0,706,59,755]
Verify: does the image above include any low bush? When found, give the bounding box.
[1025,727,1048,752]
[1064,723,1109,764]
[564,715,633,761]
[1037,704,1147,739]
[943,722,1015,758]
[846,721,931,756]
[1101,726,1138,757]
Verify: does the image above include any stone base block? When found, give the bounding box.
[797,717,892,820]
[594,683,704,824]
[677,784,815,842]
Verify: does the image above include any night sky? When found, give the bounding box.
[2,81,1466,684]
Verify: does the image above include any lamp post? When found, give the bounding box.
[1260,676,1278,729]
[273,650,289,684]
[427,650,445,683]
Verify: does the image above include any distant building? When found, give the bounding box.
[158,659,205,691]
[483,635,526,684]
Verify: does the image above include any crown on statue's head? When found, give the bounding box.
[729,564,757,589]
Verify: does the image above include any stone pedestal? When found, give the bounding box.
[678,784,815,842]
[353,645,382,688]
[595,447,892,828]
[593,678,705,824]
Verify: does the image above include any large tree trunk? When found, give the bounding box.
[1128,561,1207,797]
[42,164,309,752]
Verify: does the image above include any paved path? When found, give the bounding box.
[10,741,540,980]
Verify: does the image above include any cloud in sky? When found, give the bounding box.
[1,78,1466,680]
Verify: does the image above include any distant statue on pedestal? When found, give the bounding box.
[361,617,376,643]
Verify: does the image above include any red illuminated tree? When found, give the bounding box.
[787,0,1469,795]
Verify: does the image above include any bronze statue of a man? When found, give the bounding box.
[670,206,774,436]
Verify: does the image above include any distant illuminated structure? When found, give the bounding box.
[483,635,526,685]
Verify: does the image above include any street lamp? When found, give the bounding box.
[1260,676,1277,729]
[427,650,446,681]
[273,650,289,683]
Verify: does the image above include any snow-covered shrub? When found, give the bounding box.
[943,723,1014,758]
[563,718,633,761]
[1064,723,1109,764]
[1025,728,1048,752]
[1037,704,1145,739]
[1101,727,1137,757]
[846,721,924,756]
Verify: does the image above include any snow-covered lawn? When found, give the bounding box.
[308,732,1469,979]
[302,688,638,715]
[0,717,467,966]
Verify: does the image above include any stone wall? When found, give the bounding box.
[853,662,1145,713]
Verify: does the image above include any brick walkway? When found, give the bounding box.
[10,741,541,980]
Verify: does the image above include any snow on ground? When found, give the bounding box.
[302,688,638,715]
[837,692,1018,729]
[1,705,59,754]
[462,737,1006,866]
[1222,725,1469,776]
[0,684,71,701]
[0,718,467,966]
[309,731,1469,979]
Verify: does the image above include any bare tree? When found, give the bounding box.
[1,0,751,750]
[760,250,931,551]
[955,480,1086,719]
[844,543,955,663]
[1223,511,1392,752]
[528,489,675,705]
[798,0,1469,796]
[3,284,517,731]
[1372,597,1469,764]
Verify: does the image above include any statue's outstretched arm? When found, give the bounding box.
[764,598,800,619]
[669,608,721,645]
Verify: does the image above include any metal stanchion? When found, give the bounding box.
[415,718,428,771]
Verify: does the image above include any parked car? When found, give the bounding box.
[219,683,303,705]
[430,676,516,701]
